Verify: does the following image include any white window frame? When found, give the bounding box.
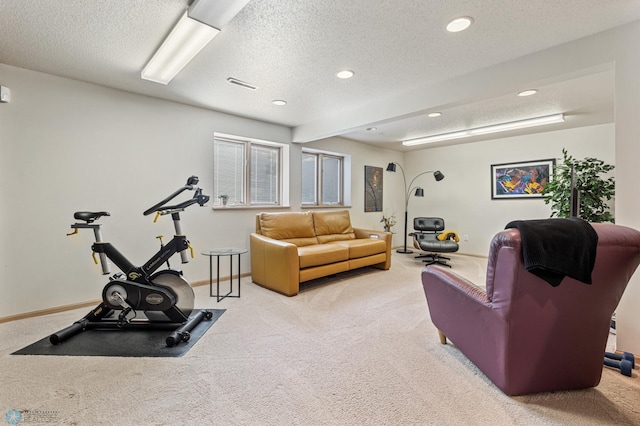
[301,148,351,208]
[213,132,289,208]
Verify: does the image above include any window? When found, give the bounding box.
[301,148,351,207]
[214,133,289,207]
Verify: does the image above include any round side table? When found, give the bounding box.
[201,248,248,302]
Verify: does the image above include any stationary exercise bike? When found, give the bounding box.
[50,176,212,347]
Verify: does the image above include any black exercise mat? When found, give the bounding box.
[11,309,224,357]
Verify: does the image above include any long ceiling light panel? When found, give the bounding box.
[402,113,565,146]
[141,0,251,85]
[141,12,219,84]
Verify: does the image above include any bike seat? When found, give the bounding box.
[74,211,110,223]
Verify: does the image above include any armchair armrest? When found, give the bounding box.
[422,266,490,307]
[250,233,300,296]
[421,265,507,386]
[421,264,505,341]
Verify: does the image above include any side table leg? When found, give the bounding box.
[229,254,233,295]
[237,253,242,297]
[209,255,213,298]
[217,255,221,303]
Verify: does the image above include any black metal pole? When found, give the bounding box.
[397,209,413,253]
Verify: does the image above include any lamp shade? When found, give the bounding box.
[386,162,397,172]
[434,171,445,181]
[414,187,424,197]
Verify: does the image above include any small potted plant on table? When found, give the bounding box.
[381,214,396,232]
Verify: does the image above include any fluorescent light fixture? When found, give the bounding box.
[141,0,250,84]
[404,131,468,146]
[446,17,473,33]
[141,11,219,84]
[402,113,565,146]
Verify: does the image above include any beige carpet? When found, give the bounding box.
[1,253,639,425]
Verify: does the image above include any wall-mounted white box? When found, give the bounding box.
[1,86,10,103]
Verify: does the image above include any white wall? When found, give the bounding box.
[402,124,614,255]
[2,18,640,355]
[0,64,404,319]
[0,63,291,318]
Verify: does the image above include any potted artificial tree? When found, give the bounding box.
[542,148,615,222]
[542,148,617,336]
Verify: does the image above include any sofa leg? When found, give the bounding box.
[438,329,447,344]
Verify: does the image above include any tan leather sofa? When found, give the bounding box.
[250,210,392,296]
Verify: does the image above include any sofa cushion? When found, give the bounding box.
[335,238,387,259]
[313,210,356,244]
[259,212,319,246]
[298,243,349,269]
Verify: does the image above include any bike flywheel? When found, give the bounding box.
[145,271,195,321]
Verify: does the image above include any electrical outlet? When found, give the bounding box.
[464,234,469,241]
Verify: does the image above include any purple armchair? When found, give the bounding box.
[421,222,640,396]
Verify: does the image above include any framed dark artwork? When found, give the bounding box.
[491,159,555,199]
[364,165,383,212]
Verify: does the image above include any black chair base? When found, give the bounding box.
[415,253,450,260]
[420,253,452,267]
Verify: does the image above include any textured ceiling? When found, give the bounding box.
[1,0,639,150]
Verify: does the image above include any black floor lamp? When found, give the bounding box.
[386,162,444,254]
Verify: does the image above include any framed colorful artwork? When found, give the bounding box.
[491,159,555,199]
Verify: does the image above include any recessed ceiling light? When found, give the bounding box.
[427,112,442,118]
[518,89,538,97]
[366,127,377,131]
[272,100,287,106]
[336,70,355,79]
[446,16,473,33]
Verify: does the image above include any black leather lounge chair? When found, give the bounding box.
[411,217,459,267]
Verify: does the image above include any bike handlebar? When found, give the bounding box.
[143,176,210,216]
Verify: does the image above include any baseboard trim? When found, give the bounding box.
[0,299,101,324]
[190,272,252,288]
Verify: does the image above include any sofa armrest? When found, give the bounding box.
[353,228,392,269]
[250,233,300,296]
[353,227,389,240]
